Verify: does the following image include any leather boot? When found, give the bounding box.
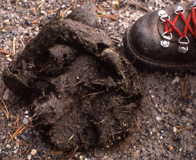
[123,2,196,72]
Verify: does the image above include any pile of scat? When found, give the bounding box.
[2,4,142,151]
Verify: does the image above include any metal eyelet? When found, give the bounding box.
[189,2,196,10]
[158,10,170,22]
[160,14,170,22]
[162,32,172,40]
[178,46,188,53]
[178,36,189,45]
[174,6,184,15]
[160,40,170,48]
[158,10,167,16]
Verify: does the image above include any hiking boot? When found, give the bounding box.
[123,2,196,72]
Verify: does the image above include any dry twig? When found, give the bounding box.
[47,8,59,13]
[98,14,119,21]
[128,1,149,12]
[70,147,78,160]
[45,145,51,160]
[20,36,25,48]
[60,6,72,17]
[11,117,19,134]
[174,125,191,133]
[94,146,97,156]
[26,145,33,154]
[81,90,105,98]
[63,147,78,160]
[97,4,104,13]
[0,27,11,30]
[0,47,11,56]
[16,0,18,10]
[0,97,9,118]
[179,76,189,99]
[178,127,190,132]
[9,124,27,142]
[36,0,45,11]
[13,37,16,56]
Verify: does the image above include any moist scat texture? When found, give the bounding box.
[2,4,141,151]
[68,4,101,28]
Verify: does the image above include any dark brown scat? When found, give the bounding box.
[2,4,142,151]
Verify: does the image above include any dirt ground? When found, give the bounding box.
[0,0,196,160]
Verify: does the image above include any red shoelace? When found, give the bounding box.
[164,7,196,39]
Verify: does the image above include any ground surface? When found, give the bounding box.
[0,0,196,160]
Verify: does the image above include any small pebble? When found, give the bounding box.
[79,155,85,160]
[3,89,10,100]
[148,6,153,11]
[27,154,31,160]
[7,57,12,62]
[141,147,145,152]
[151,95,156,104]
[4,151,8,155]
[25,20,32,26]
[24,111,29,114]
[174,135,182,141]
[169,145,173,151]
[67,10,72,15]
[3,19,10,25]
[40,10,47,15]
[13,149,18,154]
[111,0,119,8]
[30,149,37,155]
[6,144,11,149]
[1,29,6,33]
[61,5,66,9]
[15,139,20,148]
[74,152,81,158]
[8,123,12,127]
[173,127,177,133]
[35,26,39,31]
[22,117,29,124]
[185,108,192,114]
[171,76,179,85]
[156,116,161,121]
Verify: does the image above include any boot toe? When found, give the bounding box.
[124,3,196,71]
